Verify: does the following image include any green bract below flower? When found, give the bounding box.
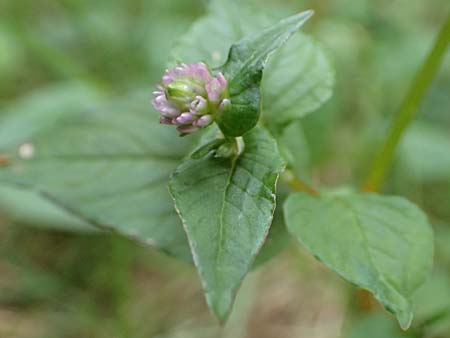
[152,63,230,135]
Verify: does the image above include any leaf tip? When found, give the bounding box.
[382,293,414,330]
[292,9,314,24]
[206,290,235,325]
[304,9,315,18]
[397,310,413,331]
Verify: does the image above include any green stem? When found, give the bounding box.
[363,13,450,192]
[282,170,318,195]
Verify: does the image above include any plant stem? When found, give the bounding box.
[283,170,318,195]
[363,13,450,192]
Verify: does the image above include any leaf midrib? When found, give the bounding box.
[214,155,238,282]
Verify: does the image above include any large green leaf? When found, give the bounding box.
[0,84,104,233]
[169,126,285,321]
[217,11,313,136]
[0,185,94,232]
[0,93,194,260]
[284,192,434,329]
[171,0,333,129]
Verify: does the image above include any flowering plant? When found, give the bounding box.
[0,0,443,331]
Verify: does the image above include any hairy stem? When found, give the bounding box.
[363,13,450,192]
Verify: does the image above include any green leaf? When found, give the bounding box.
[169,126,285,321]
[0,185,94,232]
[217,11,313,136]
[0,92,194,261]
[284,192,434,329]
[262,33,334,125]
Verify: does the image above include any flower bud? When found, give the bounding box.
[152,62,229,136]
[166,81,196,107]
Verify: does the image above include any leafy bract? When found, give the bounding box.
[0,92,194,261]
[169,126,285,321]
[284,192,434,329]
[217,11,313,136]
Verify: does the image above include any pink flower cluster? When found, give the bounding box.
[152,63,230,135]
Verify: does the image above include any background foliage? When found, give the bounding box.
[0,0,449,337]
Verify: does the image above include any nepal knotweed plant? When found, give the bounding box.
[0,0,438,333]
[149,7,434,330]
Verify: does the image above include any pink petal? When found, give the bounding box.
[152,96,166,110]
[216,72,227,88]
[194,115,212,127]
[174,112,197,125]
[206,79,221,102]
[190,95,208,112]
[162,74,174,85]
[189,63,213,83]
[160,106,180,118]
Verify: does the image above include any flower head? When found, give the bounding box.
[152,63,230,135]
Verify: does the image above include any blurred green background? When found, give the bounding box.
[0,0,449,337]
